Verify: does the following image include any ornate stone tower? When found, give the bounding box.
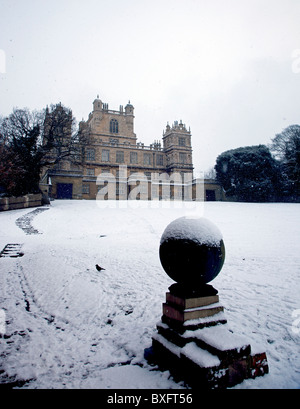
[85,96,137,145]
[124,101,135,136]
[162,120,193,175]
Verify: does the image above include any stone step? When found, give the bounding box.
[166,292,219,310]
[150,332,269,389]
[163,302,224,323]
[0,244,23,258]
[161,312,227,333]
[184,324,251,362]
[150,334,227,389]
[157,322,251,362]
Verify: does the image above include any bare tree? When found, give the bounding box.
[0,104,83,196]
[41,104,78,166]
[271,125,300,199]
[204,167,216,180]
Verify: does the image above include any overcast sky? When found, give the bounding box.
[1,0,300,172]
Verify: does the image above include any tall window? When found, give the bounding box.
[110,119,119,134]
[116,151,124,163]
[102,149,110,162]
[117,183,126,196]
[179,152,186,164]
[156,154,163,166]
[130,152,138,164]
[86,148,95,162]
[179,137,186,146]
[82,184,90,194]
[144,153,151,166]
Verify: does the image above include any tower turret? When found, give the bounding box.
[162,120,193,174]
[93,95,102,112]
[125,100,135,134]
[125,101,134,116]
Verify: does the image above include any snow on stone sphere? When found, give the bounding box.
[160,216,223,247]
[159,216,225,286]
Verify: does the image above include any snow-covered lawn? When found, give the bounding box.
[0,200,299,389]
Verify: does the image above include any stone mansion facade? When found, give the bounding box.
[41,97,224,201]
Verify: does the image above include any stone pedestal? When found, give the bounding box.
[145,285,269,389]
[145,217,269,389]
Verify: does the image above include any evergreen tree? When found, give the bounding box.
[0,136,25,196]
[215,145,282,202]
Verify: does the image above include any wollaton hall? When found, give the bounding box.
[40,96,224,202]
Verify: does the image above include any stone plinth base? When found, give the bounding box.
[145,286,268,389]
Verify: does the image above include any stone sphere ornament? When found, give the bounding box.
[159,217,225,291]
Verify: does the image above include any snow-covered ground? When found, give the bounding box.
[0,200,299,389]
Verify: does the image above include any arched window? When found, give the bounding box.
[110,119,119,134]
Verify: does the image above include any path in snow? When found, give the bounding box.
[15,208,49,235]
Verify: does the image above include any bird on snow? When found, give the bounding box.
[96,264,105,272]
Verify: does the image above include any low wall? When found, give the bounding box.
[0,193,42,212]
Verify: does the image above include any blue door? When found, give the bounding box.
[57,183,73,199]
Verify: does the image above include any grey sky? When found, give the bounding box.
[1,0,300,172]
